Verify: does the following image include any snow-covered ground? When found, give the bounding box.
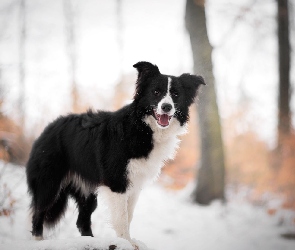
[0,161,294,250]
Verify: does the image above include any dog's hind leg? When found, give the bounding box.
[32,210,46,240]
[31,186,67,239]
[43,186,69,227]
[70,188,97,236]
[30,185,60,239]
[29,167,67,239]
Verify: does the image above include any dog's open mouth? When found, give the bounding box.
[154,111,173,127]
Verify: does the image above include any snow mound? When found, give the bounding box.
[0,236,148,250]
[0,161,294,250]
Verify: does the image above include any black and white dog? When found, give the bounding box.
[26,61,204,249]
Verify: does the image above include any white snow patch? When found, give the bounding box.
[0,161,294,250]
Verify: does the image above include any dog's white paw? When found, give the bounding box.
[131,239,148,250]
[108,241,139,250]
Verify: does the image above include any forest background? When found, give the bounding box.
[0,0,295,244]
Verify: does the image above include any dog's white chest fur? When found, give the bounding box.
[127,116,187,191]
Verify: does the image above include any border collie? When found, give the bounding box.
[26,61,204,249]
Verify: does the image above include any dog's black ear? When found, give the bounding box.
[133,61,160,82]
[179,73,205,105]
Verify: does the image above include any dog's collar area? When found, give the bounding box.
[153,110,173,127]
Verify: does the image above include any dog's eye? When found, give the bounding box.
[154,90,160,96]
[171,91,179,97]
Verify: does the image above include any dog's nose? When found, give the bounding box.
[161,103,172,113]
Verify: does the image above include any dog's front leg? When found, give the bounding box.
[101,187,138,249]
[127,189,141,229]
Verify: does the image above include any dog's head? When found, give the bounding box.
[133,61,205,129]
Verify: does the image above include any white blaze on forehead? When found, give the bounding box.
[167,77,172,93]
[157,77,175,115]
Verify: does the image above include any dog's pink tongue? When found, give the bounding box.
[159,114,169,126]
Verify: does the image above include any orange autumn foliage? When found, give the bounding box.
[273,133,295,210]
[0,114,30,164]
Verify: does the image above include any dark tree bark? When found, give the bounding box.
[277,0,291,145]
[185,0,225,204]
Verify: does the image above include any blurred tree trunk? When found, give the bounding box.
[185,0,225,204]
[19,0,26,125]
[63,0,78,112]
[277,0,291,146]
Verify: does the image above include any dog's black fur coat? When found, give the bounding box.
[26,61,204,238]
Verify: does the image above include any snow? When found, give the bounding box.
[0,237,137,250]
[0,161,294,250]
